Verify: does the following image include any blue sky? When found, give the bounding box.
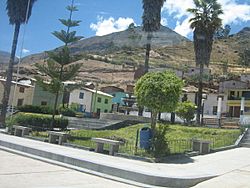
[0,0,249,57]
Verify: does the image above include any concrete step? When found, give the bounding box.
[242,138,250,142]
[67,117,122,130]
[240,143,250,148]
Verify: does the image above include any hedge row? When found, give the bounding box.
[17,105,77,117]
[17,105,57,115]
[10,112,68,131]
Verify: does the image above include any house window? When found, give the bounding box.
[104,109,108,113]
[17,99,24,106]
[105,99,108,104]
[242,91,250,100]
[19,87,25,93]
[41,101,47,106]
[97,97,101,103]
[79,92,84,99]
[213,106,217,115]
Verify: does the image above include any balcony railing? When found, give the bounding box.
[228,96,250,100]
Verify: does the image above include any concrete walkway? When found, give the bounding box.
[1,133,250,187]
[0,150,138,188]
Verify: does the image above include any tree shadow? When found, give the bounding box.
[157,154,195,164]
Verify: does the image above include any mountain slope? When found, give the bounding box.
[0,51,19,64]
[2,26,250,89]
[21,25,190,64]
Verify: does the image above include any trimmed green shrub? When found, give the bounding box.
[152,125,170,158]
[59,107,76,117]
[17,105,57,115]
[11,112,68,131]
[176,101,196,125]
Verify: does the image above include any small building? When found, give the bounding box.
[68,87,113,116]
[182,85,227,116]
[226,89,250,117]
[0,78,34,107]
[68,88,93,113]
[101,86,127,106]
[219,80,248,93]
[32,84,63,107]
[90,88,113,116]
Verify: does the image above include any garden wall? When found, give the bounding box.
[100,113,151,123]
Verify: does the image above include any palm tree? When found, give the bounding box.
[188,0,223,125]
[0,0,37,126]
[140,0,165,117]
[142,0,166,73]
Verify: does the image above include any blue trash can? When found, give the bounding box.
[139,127,152,149]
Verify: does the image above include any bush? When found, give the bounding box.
[152,125,170,158]
[59,107,76,117]
[176,101,196,125]
[18,105,56,115]
[11,112,68,131]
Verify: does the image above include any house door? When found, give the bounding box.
[96,108,101,117]
[229,106,240,117]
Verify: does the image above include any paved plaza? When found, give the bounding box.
[1,132,250,187]
[0,150,138,188]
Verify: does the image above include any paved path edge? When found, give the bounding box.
[0,138,215,188]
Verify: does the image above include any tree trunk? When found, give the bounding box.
[171,112,175,124]
[158,112,161,121]
[0,23,20,126]
[151,110,158,134]
[138,33,152,117]
[50,90,59,130]
[196,62,204,125]
[138,106,143,116]
[51,65,64,129]
[144,33,152,73]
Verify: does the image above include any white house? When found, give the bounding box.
[68,88,93,113]
[182,86,227,116]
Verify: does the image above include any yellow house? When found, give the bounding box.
[227,89,250,117]
[0,78,34,107]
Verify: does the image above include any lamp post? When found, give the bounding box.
[240,97,245,126]
[217,97,222,127]
[201,93,207,126]
[201,99,205,126]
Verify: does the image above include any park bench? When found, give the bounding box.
[91,137,123,156]
[13,125,31,137]
[47,131,69,145]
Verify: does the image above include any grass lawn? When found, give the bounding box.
[33,123,241,156]
[31,123,241,156]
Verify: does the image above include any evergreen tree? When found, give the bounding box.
[35,0,83,129]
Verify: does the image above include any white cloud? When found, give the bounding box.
[90,16,135,36]
[161,17,168,26]
[162,0,250,37]
[22,48,30,54]
[174,17,193,37]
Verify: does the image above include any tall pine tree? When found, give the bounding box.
[35,0,83,129]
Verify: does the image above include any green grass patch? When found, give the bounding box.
[32,123,241,156]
